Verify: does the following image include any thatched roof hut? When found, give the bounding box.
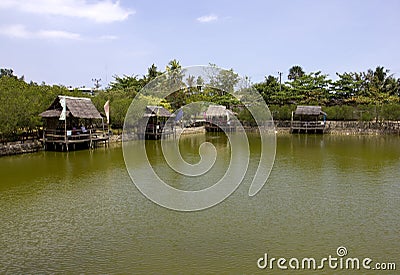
[291,105,327,134]
[294,106,327,116]
[205,105,236,132]
[39,96,109,151]
[140,106,174,140]
[205,105,234,119]
[39,95,102,119]
[143,106,173,118]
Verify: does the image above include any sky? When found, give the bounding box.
[0,0,399,88]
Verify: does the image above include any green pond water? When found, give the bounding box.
[0,134,399,274]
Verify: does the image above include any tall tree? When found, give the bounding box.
[145,64,161,82]
[92,78,102,90]
[164,59,186,109]
[254,75,281,104]
[332,72,363,103]
[108,74,145,97]
[0,68,16,79]
[364,66,399,120]
[288,65,305,81]
[288,71,331,105]
[165,59,184,86]
[166,59,181,71]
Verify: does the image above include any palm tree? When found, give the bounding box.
[165,59,184,87]
[166,59,181,72]
[186,75,195,87]
[288,65,305,81]
[361,66,395,121]
[164,59,185,109]
[185,75,196,98]
[146,64,160,80]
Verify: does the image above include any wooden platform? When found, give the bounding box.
[139,129,175,140]
[42,129,109,151]
[205,123,236,133]
[290,121,325,134]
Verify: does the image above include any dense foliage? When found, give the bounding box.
[1,62,400,141]
[0,69,89,141]
[254,65,400,121]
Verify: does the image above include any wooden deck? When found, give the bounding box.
[290,121,326,134]
[205,122,236,133]
[143,128,175,140]
[42,129,109,151]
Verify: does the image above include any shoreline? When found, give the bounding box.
[0,140,42,157]
[274,120,400,135]
[1,121,399,157]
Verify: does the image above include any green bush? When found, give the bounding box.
[380,104,400,120]
[324,105,355,120]
[357,105,376,121]
[237,108,256,126]
[269,105,296,120]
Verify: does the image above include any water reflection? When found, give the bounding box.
[0,134,399,274]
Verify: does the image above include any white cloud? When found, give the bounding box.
[197,14,218,23]
[0,24,81,40]
[99,35,118,40]
[0,0,134,23]
[0,24,30,38]
[37,29,81,40]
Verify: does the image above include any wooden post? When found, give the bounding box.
[105,118,110,147]
[89,129,93,149]
[43,129,46,150]
[64,113,67,144]
[101,117,106,147]
[102,117,105,136]
[290,111,294,133]
[156,114,159,139]
[65,110,68,151]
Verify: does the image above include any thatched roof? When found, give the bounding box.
[144,106,172,117]
[206,105,234,117]
[39,95,102,119]
[40,109,71,118]
[294,106,327,116]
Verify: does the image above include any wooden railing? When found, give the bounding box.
[43,129,109,143]
[291,121,326,130]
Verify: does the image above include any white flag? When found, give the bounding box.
[59,96,66,121]
[104,100,110,124]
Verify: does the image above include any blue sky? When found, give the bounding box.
[1,0,399,88]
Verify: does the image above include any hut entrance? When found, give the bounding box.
[137,106,174,140]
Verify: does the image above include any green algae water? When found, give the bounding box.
[1,134,399,274]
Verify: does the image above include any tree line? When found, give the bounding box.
[255,65,400,121]
[0,69,87,141]
[1,61,400,141]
